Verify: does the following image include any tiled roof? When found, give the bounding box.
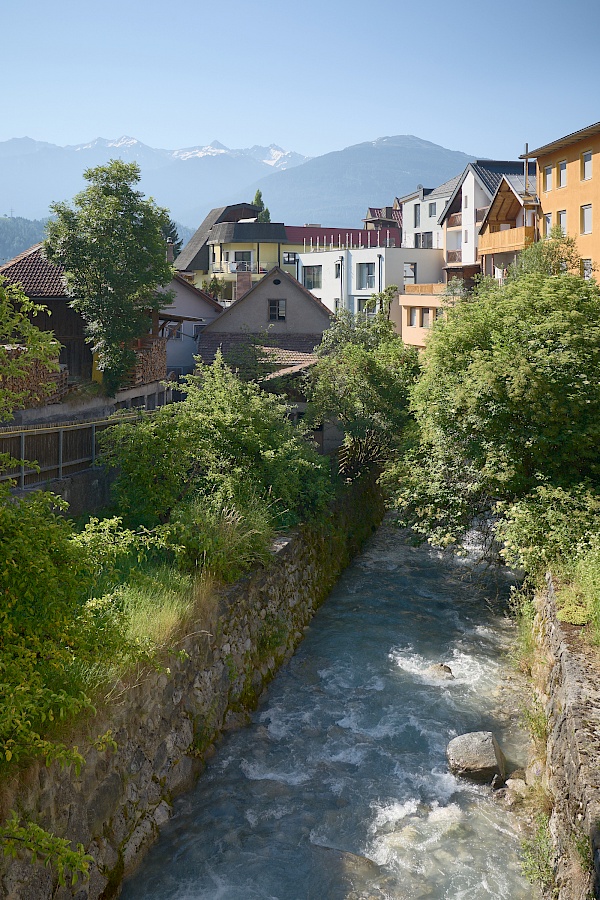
[0,244,67,298]
[196,332,324,366]
[427,174,462,199]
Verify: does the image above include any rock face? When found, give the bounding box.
[427,663,455,680]
[447,731,507,784]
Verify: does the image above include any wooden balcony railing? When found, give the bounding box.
[447,213,462,228]
[447,250,462,263]
[478,226,536,256]
[404,283,446,294]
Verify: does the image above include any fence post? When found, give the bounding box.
[20,432,25,490]
[91,423,96,465]
[58,429,63,480]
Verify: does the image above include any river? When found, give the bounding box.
[122,524,535,899]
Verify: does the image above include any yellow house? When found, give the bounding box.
[525,121,600,276]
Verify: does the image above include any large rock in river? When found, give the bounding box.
[447,731,506,784]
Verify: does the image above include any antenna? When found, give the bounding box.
[524,143,529,194]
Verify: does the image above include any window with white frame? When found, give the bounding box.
[582,259,593,280]
[428,201,437,217]
[357,262,375,289]
[581,204,592,234]
[268,299,286,321]
[303,265,322,290]
[558,210,567,234]
[582,150,593,181]
[558,160,567,188]
[334,261,341,278]
[544,165,553,191]
[414,204,421,227]
[544,213,552,235]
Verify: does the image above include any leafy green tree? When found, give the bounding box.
[387,261,600,546]
[0,279,60,422]
[253,189,271,223]
[510,224,582,278]
[306,309,419,473]
[44,160,174,395]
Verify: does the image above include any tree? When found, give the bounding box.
[44,160,174,395]
[0,279,60,422]
[253,189,271,224]
[386,257,600,546]
[509,224,582,278]
[161,217,183,256]
[306,309,419,474]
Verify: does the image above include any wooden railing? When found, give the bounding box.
[404,283,446,294]
[447,213,462,228]
[478,226,536,256]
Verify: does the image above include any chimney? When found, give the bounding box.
[166,238,175,264]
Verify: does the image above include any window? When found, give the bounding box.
[193,323,206,339]
[283,251,298,265]
[582,150,592,181]
[268,299,286,321]
[416,232,433,249]
[464,229,469,244]
[428,202,437,217]
[303,265,322,290]
[420,308,431,328]
[544,213,552,236]
[357,262,375,289]
[409,307,417,326]
[558,210,567,234]
[558,160,567,188]
[544,165,553,191]
[582,259,593,280]
[435,307,444,320]
[414,204,421,227]
[404,262,417,284]
[581,204,592,234]
[234,250,251,271]
[463,195,468,209]
[168,324,182,340]
[334,261,341,278]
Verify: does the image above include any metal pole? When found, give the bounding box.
[58,429,63,479]
[92,423,96,464]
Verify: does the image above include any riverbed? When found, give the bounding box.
[122,525,535,899]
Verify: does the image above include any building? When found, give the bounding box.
[478,174,539,279]
[524,121,600,276]
[158,275,222,378]
[176,203,401,302]
[398,176,460,251]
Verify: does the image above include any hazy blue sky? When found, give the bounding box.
[3,0,598,159]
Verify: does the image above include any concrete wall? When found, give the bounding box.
[0,475,384,900]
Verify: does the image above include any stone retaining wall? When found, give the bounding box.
[534,576,600,899]
[0,474,384,900]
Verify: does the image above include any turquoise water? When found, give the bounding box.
[122,526,535,899]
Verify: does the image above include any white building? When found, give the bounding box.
[398,176,460,251]
[297,245,444,336]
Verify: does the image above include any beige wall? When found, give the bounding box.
[207,274,331,335]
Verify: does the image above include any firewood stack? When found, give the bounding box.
[124,336,167,388]
[2,346,69,407]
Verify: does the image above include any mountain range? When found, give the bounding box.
[0,134,475,231]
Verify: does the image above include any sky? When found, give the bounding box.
[2,0,599,160]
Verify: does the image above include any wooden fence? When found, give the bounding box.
[0,415,139,489]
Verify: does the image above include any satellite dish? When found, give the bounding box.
[417,183,423,190]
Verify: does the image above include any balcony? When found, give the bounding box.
[211,262,278,275]
[404,283,446,294]
[447,213,462,228]
[447,250,462,263]
[476,206,489,223]
[478,226,536,256]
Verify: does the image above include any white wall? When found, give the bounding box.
[158,280,221,374]
[402,195,447,250]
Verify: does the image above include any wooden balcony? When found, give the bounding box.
[478,225,536,256]
[447,212,462,228]
[404,283,446,294]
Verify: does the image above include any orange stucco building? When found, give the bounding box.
[526,121,600,276]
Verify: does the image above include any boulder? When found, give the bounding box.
[447,731,506,784]
[427,663,455,680]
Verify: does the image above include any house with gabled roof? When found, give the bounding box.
[437,160,536,283]
[195,265,331,372]
[477,173,539,279]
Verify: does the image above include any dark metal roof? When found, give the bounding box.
[207,222,289,244]
[0,244,67,298]
[523,121,600,158]
[175,203,260,272]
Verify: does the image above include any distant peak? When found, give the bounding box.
[209,140,229,150]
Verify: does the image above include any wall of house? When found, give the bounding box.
[537,135,600,271]
[205,273,331,335]
[402,195,446,250]
[0,475,385,900]
[159,281,221,375]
